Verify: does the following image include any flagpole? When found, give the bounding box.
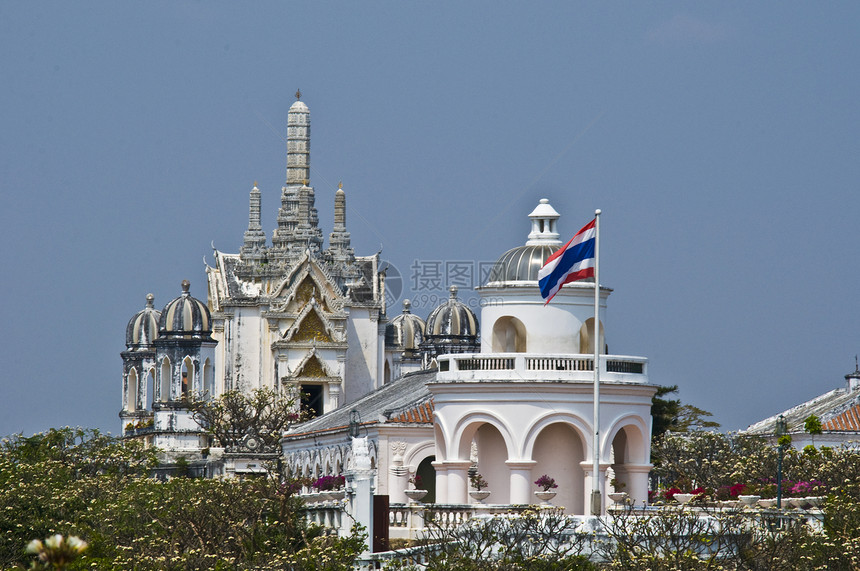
[591,209,602,516]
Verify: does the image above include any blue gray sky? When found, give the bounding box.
[1,2,858,437]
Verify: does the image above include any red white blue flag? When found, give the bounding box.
[538,218,596,303]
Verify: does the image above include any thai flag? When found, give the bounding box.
[538,218,596,303]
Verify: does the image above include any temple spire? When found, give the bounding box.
[326,181,354,265]
[241,182,267,260]
[272,96,322,259]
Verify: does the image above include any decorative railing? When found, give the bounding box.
[436,353,648,383]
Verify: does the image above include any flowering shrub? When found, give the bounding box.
[662,487,682,501]
[312,474,345,491]
[790,479,824,497]
[534,474,558,491]
[0,428,367,569]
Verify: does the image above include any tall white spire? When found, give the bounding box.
[286,89,310,186]
[326,182,354,265]
[272,91,323,258]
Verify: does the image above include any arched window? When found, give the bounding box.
[146,368,155,410]
[491,316,527,352]
[181,357,194,399]
[160,358,171,402]
[578,318,606,354]
[203,358,214,397]
[127,368,138,412]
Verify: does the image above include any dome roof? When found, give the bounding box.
[158,280,212,339]
[126,293,161,349]
[487,244,558,283]
[387,299,426,351]
[425,286,479,339]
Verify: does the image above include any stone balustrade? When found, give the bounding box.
[436,353,648,383]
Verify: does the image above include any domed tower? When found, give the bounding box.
[384,299,427,379]
[152,280,216,451]
[120,294,161,434]
[479,198,607,354]
[420,286,479,365]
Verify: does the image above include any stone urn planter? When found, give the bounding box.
[324,490,346,501]
[404,489,428,502]
[608,492,629,505]
[534,490,557,504]
[758,498,777,508]
[674,493,696,505]
[738,495,761,508]
[469,490,491,503]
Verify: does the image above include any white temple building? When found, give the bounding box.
[120,94,658,513]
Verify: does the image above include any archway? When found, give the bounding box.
[608,423,648,504]
[160,357,171,402]
[532,422,586,514]
[578,318,606,354]
[474,424,510,503]
[127,368,138,412]
[492,316,527,353]
[416,455,437,503]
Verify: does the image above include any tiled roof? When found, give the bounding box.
[745,385,860,435]
[387,401,435,424]
[823,405,860,431]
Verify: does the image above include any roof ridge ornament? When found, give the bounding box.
[295,88,301,100]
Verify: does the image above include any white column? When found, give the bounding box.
[581,461,611,515]
[432,461,448,503]
[389,466,409,504]
[444,461,472,504]
[617,464,653,506]
[506,460,537,505]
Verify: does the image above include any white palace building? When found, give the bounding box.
[119,94,658,515]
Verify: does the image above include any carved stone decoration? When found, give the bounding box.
[351,436,372,471]
[391,440,407,466]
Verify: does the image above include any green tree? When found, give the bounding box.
[0,427,365,570]
[804,413,823,447]
[651,385,720,442]
[189,387,303,450]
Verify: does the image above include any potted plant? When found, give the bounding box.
[312,474,346,500]
[534,474,558,503]
[404,473,427,502]
[469,472,490,502]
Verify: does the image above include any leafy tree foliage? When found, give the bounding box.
[189,387,303,450]
[0,427,364,570]
[391,509,596,570]
[651,385,720,441]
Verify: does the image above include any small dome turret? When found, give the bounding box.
[387,299,426,354]
[425,286,478,344]
[485,198,584,285]
[158,280,212,339]
[125,293,161,349]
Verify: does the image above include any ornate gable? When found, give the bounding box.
[283,302,341,343]
[270,254,343,314]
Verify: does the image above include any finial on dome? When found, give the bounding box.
[403,299,411,312]
[338,181,343,189]
[295,89,301,100]
[449,285,458,298]
[302,179,309,186]
[253,181,258,189]
[145,293,154,307]
[181,280,190,294]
